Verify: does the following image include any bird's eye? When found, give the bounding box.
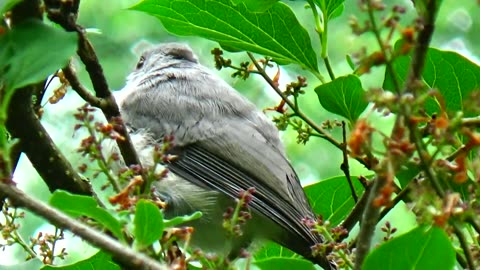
[136,56,145,69]
[171,54,185,60]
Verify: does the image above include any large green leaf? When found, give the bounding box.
[0,20,77,121]
[42,251,120,270]
[314,0,345,19]
[395,162,421,188]
[315,75,368,124]
[0,259,43,270]
[254,257,315,270]
[231,0,278,12]
[304,176,364,226]
[130,0,318,72]
[49,191,125,242]
[134,199,164,248]
[383,47,480,117]
[0,20,77,92]
[254,241,295,260]
[163,211,202,227]
[363,226,455,270]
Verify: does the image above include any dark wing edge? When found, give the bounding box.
[167,144,334,269]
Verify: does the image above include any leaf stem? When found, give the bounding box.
[247,53,340,149]
[307,0,335,81]
[365,0,400,93]
[341,121,356,202]
[247,52,370,169]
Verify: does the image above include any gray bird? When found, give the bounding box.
[114,43,334,269]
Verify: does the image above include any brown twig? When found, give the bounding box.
[247,52,341,147]
[354,0,446,267]
[62,63,108,109]
[365,0,401,93]
[44,0,149,192]
[461,116,480,127]
[341,121,357,202]
[378,183,411,221]
[6,0,91,196]
[74,30,144,171]
[0,181,167,270]
[452,222,475,270]
[246,52,371,170]
[354,173,385,269]
[6,85,92,195]
[340,182,371,234]
[465,216,480,236]
[395,0,475,268]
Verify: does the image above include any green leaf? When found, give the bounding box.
[134,199,164,248]
[395,162,421,188]
[42,251,120,270]
[383,47,480,116]
[49,191,125,242]
[363,226,455,270]
[163,211,202,228]
[0,20,77,122]
[305,176,364,226]
[254,257,315,270]
[0,20,77,92]
[315,0,345,19]
[314,75,368,124]
[0,0,22,14]
[0,259,43,270]
[130,0,318,72]
[231,0,279,12]
[254,241,295,260]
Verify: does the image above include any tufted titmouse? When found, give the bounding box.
[114,43,334,269]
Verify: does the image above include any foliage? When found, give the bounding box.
[1,0,480,270]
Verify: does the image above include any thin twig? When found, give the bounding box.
[378,184,410,221]
[306,0,334,81]
[62,63,108,109]
[446,144,470,162]
[365,0,401,93]
[0,181,167,270]
[5,0,92,197]
[354,173,386,269]
[355,0,445,267]
[7,84,92,196]
[456,252,468,269]
[465,216,480,236]
[247,53,341,147]
[323,57,336,81]
[44,1,149,192]
[4,206,38,259]
[396,0,474,268]
[341,121,357,202]
[340,182,371,234]
[452,222,475,270]
[74,30,144,171]
[461,116,480,127]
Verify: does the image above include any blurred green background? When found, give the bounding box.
[4,0,479,266]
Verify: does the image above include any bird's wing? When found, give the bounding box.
[166,119,321,248]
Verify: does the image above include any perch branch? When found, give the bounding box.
[0,180,167,270]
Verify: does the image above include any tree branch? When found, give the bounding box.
[5,0,91,196]
[0,181,167,270]
[62,63,109,109]
[44,0,149,191]
[354,174,385,269]
[340,182,371,233]
[341,121,357,202]
[246,52,372,170]
[6,85,92,195]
